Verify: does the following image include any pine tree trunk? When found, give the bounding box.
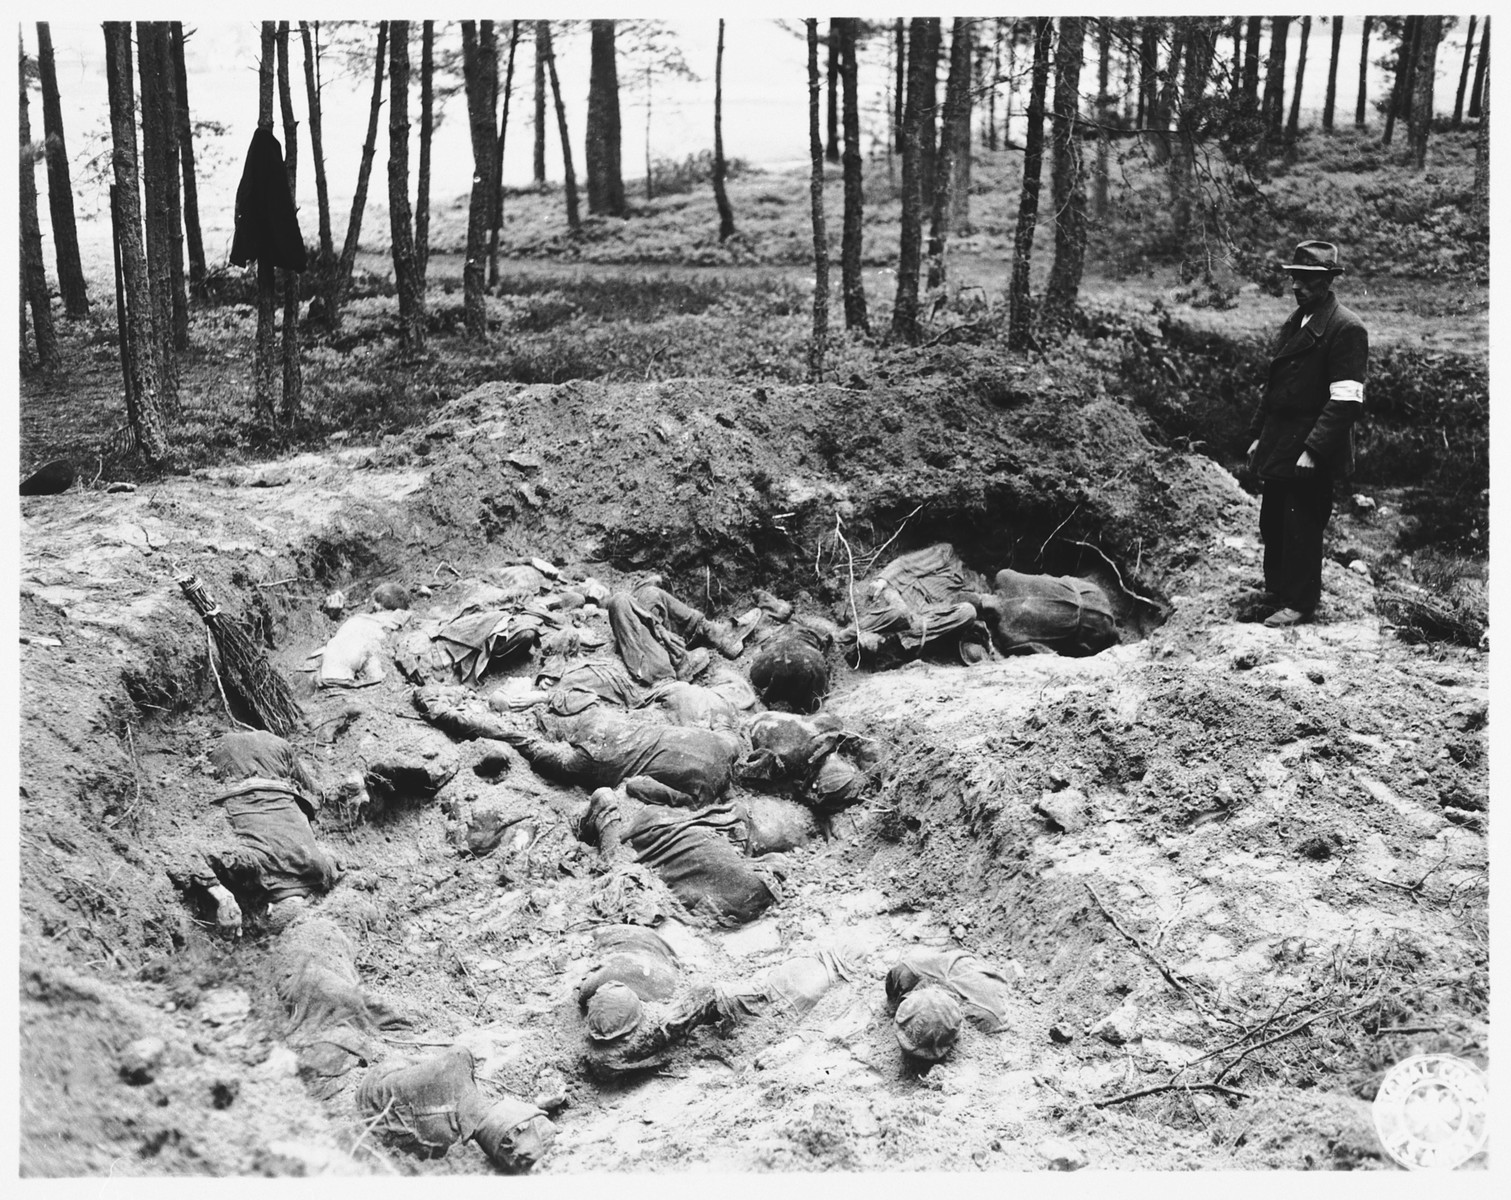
[1261,17,1291,141]
[299,22,333,263]
[893,20,906,153]
[825,22,840,164]
[949,24,974,234]
[1243,17,1262,103]
[585,20,625,217]
[388,20,426,354]
[1150,23,1185,164]
[1043,17,1086,322]
[987,20,1001,150]
[460,20,498,340]
[1469,17,1489,120]
[919,19,941,202]
[805,19,829,382]
[712,19,736,242]
[1323,16,1344,131]
[837,17,865,331]
[327,21,386,329]
[20,32,59,369]
[1285,16,1311,142]
[1472,38,1488,227]
[1408,16,1443,169]
[276,22,302,421]
[539,23,580,235]
[1094,18,1111,218]
[925,18,972,295]
[1168,21,1215,246]
[891,17,932,344]
[35,23,87,318]
[1137,23,1157,128]
[255,23,277,422]
[169,23,206,296]
[103,22,170,465]
[533,30,547,184]
[489,22,520,286]
[1383,17,1419,147]
[416,20,433,288]
[1356,17,1373,126]
[1007,18,1052,353]
[136,21,180,408]
[1453,16,1478,127]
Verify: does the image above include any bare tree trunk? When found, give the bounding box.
[1472,38,1488,227]
[1453,16,1478,127]
[103,22,170,465]
[825,21,840,164]
[1150,22,1185,164]
[1408,16,1443,169]
[35,23,87,318]
[1137,22,1157,128]
[1323,16,1344,132]
[1093,18,1111,218]
[388,20,425,354]
[987,20,1001,151]
[805,19,828,381]
[327,21,386,329]
[1469,17,1489,120]
[255,22,277,422]
[461,20,498,340]
[925,18,972,295]
[1043,17,1086,323]
[1285,16,1312,142]
[416,20,433,288]
[533,28,547,185]
[166,29,210,310]
[1007,18,1051,353]
[1356,17,1374,126]
[837,17,865,331]
[893,19,906,153]
[299,22,333,263]
[137,21,180,407]
[712,19,736,242]
[1243,17,1262,104]
[276,21,301,421]
[1383,16,1419,147]
[949,24,975,233]
[585,20,625,217]
[488,21,520,287]
[919,19,941,201]
[539,22,580,235]
[1261,17,1291,142]
[20,32,59,368]
[891,17,931,344]
[1168,20,1216,246]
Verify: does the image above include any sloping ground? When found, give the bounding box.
[17,372,1486,1174]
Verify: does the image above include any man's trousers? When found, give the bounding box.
[1259,474,1336,615]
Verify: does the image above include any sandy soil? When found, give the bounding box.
[17,369,1487,1175]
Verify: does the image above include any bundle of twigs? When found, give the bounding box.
[177,572,304,736]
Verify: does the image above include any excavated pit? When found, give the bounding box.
[18,378,1487,1175]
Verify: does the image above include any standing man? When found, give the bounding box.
[1244,241,1369,627]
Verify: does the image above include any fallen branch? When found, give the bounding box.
[1093,1081,1253,1108]
[918,320,985,350]
[1060,538,1165,610]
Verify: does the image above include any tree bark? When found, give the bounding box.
[825,21,840,164]
[327,21,386,329]
[1469,17,1489,120]
[805,19,829,381]
[103,22,170,465]
[169,23,206,297]
[35,23,87,318]
[1043,17,1086,323]
[586,20,625,217]
[891,17,932,344]
[539,22,580,235]
[533,28,547,184]
[488,21,520,287]
[987,20,1001,150]
[1261,17,1291,141]
[712,18,736,242]
[1285,16,1311,142]
[1323,16,1344,131]
[1242,17,1262,104]
[893,19,906,153]
[926,18,972,295]
[1408,16,1443,169]
[1472,37,1488,228]
[255,22,277,422]
[299,22,334,263]
[387,20,426,354]
[276,21,301,422]
[1137,22,1157,128]
[416,20,434,288]
[1453,16,1478,127]
[1007,18,1052,353]
[1093,18,1111,218]
[1356,17,1373,126]
[836,17,865,331]
[1168,20,1216,246]
[136,21,181,406]
[1383,17,1419,147]
[949,24,975,233]
[1150,21,1185,164]
[460,20,498,340]
[919,19,942,202]
[20,32,59,368]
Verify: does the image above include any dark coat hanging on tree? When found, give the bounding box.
[230,127,307,271]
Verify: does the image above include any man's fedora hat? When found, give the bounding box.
[1281,240,1345,274]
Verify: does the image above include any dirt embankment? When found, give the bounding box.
[18,368,1487,1174]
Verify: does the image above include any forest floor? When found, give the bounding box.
[14,130,1490,1177]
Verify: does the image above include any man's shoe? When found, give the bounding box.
[1262,607,1308,628]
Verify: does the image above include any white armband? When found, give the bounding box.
[1329,380,1364,404]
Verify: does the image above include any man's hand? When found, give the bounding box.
[209,884,243,939]
[1296,449,1317,473]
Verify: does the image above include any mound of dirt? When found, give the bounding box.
[17,371,1486,1175]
